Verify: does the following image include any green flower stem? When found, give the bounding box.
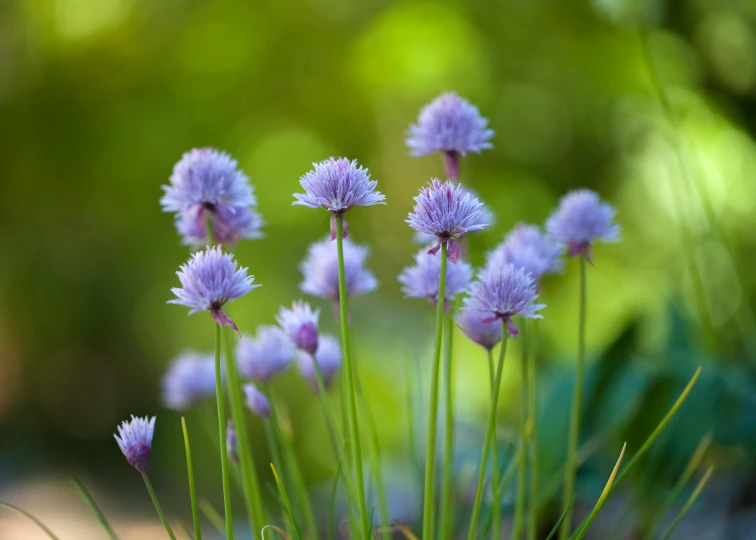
[72,478,118,540]
[488,348,501,540]
[560,256,587,540]
[213,324,234,540]
[270,464,304,540]
[438,305,456,540]
[0,502,61,540]
[141,472,177,540]
[513,325,529,540]
[180,418,202,540]
[335,214,370,538]
[661,467,714,540]
[224,327,267,539]
[422,241,448,540]
[467,329,510,540]
[527,320,540,540]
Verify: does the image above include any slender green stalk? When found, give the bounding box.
[488,349,501,540]
[0,502,60,540]
[527,320,540,540]
[514,325,530,540]
[271,464,304,540]
[141,472,177,540]
[213,324,234,539]
[560,256,587,540]
[467,329,509,540]
[263,404,293,536]
[180,418,202,540]
[72,478,118,540]
[642,433,713,540]
[422,241,448,540]
[199,499,225,534]
[224,327,267,538]
[328,463,344,540]
[572,443,626,540]
[661,467,714,540]
[335,214,370,538]
[544,498,576,540]
[438,306,456,540]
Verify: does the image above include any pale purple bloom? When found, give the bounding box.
[300,237,378,302]
[456,310,502,351]
[276,301,320,355]
[462,264,545,337]
[161,148,260,245]
[169,246,258,332]
[293,157,386,239]
[227,420,238,463]
[162,351,216,410]
[114,415,156,473]
[243,383,271,419]
[296,334,342,393]
[546,189,620,262]
[398,247,473,309]
[407,93,494,179]
[413,185,494,246]
[407,179,487,262]
[487,224,564,282]
[177,205,263,247]
[237,325,296,383]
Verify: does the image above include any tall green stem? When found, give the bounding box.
[422,241,448,540]
[141,472,177,540]
[181,417,202,540]
[224,327,266,538]
[213,324,234,540]
[560,257,587,540]
[527,320,540,540]
[488,349,500,540]
[438,306,456,540]
[334,214,370,538]
[514,326,529,540]
[466,330,509,540]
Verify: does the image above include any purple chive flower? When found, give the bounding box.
[296,334,342,393]
[300,237,378,303]
[406,92,494,180]
[162,351,216,410]
[399,247,473,309]
[487,224,564,282]
[237,325,296,383]
[407,179,487,262]
[462,264,545,337]
[169,246,258,332]
[243,383,271,419]
[545,189,621,262]
[276,301,320,355]
[293,157,386,239]
[114,415,156,473]
[161,148,261,246]
[414,185,494,246]
[227,420,238,463]
[456,310,503,351]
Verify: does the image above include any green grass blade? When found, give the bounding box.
[661,466,714,540]
[72,478,118,539]
[572,442,626,540]
[181,417,202,540]
[544,497,576,540]
[262,524,292,539]
[271,464,304,540]
[198,499,225,534]
[0,502,61,539]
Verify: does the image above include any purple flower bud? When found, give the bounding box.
[487,224,564,282]
[456,310,503,351]
[398,247,473,309]
[276,301,320,355]
[226,420,239,463]
[407,179,487,262]
[114,415,156,473]
[293,158,386,238]
[243,384,271,420]
[462,264,545,337]
[300,237,378,302]
[296,334,342,393]
[168,246,259,333]
[162,351,215,410]
[406,92,494,162]
[545,189,620,263]
[236,325,296,383]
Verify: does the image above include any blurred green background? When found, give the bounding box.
[2,0,756,537]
